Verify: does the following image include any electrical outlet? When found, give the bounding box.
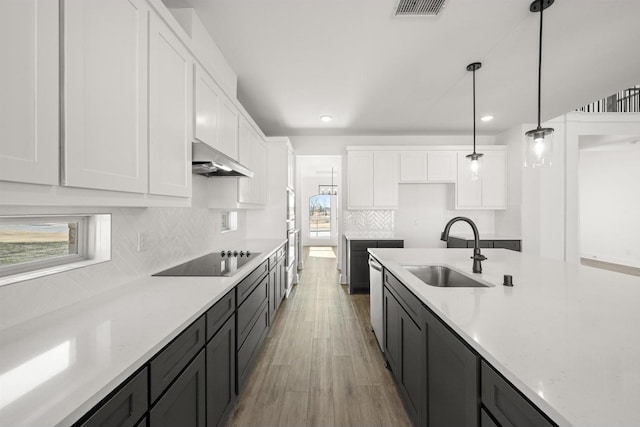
[137,232,148,253]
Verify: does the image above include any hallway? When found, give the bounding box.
[226,246,411,427]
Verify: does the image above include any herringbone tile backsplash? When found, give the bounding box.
[344,210,394,233]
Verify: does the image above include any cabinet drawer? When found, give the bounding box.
[237,275,269,347]
[351,240,376,251]
[236,259,269,304]
[206,290,235,341]
[150,350,206,427]
[493,240,521,252]
[377,240,404,248]
[481,361,555,427]
[150,316,206,402]
[237,302,269,391]
[384,271,422,323]
[78,368,148,427]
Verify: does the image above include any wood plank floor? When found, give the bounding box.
[225,246,411,427]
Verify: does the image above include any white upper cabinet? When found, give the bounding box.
[456,150,507,209]
[0,0,59,185]
[237,117,253,204]
[400,151,428,183]
[236,115,265,205]
[347,150,399,209]
[218,98,239,160]
[194,66,239,160]
[194,66,219,149]
[427,151,457,182]
[148,13,192,197]
[63,0,149,193]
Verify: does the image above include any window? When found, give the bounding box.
[309,194,331,238]
[221,211,238,233]
[0,215,111,286]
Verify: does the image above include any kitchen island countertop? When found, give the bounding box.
[0,238,285,427]
[368,247,640,427]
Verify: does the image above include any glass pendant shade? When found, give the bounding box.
[524,127,554,167]
[466,152,483,181]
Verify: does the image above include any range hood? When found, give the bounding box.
[192,142,254,178]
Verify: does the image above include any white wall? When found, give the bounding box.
[395,184,496,248]
[579,144,640,268]
[496,112,640,263]
[290,134,497,155]
[0,176,247,329]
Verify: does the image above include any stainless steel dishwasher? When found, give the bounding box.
[368,255,384,352]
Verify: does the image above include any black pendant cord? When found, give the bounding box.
[536,4,544,130]
[472,67,477,154]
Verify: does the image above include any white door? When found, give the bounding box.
[0,0,59,185]
[63,0,149,193]
[148,14,192,197]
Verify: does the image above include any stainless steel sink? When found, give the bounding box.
[402,265,490,288]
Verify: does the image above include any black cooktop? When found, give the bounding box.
[153,251,260,277]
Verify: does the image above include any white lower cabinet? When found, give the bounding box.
[0,0,59,186]
[347,150,399,209]
[456,150,507,209]
[63,0,149,193]
[148,13,192,197]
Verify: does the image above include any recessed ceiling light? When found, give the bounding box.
[320,115,333,123]
[481,115,494,122]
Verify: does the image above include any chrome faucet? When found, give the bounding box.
[440,216,487,273]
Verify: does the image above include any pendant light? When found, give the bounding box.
[466,62,483,181]
[318,167,338,195]
[525,0,555,167]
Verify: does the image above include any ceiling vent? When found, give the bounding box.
[394,0,446,17]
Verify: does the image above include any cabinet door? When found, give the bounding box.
[427,151,457,182]
[63,0,148,193]
[206,315,236,427]
[237,117,253,203]
[349,250,371,293]
[373,151,399,208]
[400,151,428,183]
[0,0,58,185]
[425,307,479,427]
[481,150,507,208]
[347,151,374,208]
[253,136,267,204]
[456,152,482,208]
[194,66,219,149]
[150,351,206,427]
[383,287,401,375]
[218,97,239,160]
[399,309,423,427]
[148,13,192,197]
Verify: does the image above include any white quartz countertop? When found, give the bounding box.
[343,231,403,240]
[367,248,640,427]
[448,233,522,240]
[0,239,285,427]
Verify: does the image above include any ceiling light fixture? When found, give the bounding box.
[320,115,333,123]
[525,0,555,168]
[481,115,494,122]
[466,62,483,181]
[318,167,338,195]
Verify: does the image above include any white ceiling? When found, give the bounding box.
[164,0,640,137]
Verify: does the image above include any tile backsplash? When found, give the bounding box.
[0,206,245,329]
[343,210,394,233]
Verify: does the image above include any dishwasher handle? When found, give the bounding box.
[368,257,382,272]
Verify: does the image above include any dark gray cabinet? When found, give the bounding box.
[481,362,555,427]
[424,307,479,427]
[150,350,206,427]
[383,277,424,427]
[206,314,236,427]
[349,239,403,293]
[447,236,521,252]
[268,245,286,324]
[77,368,148,427]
